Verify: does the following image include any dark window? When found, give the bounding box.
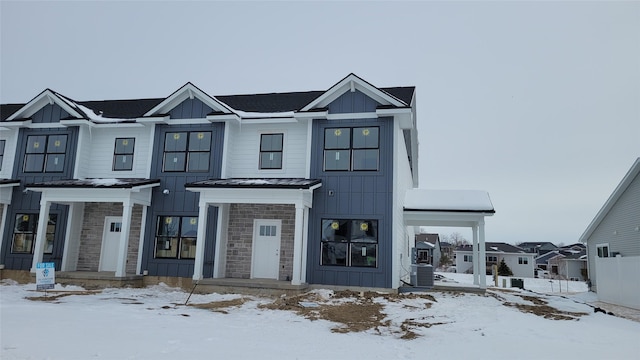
[163,131,211,172]
[11,213,57,254]
[259,133,283,169]
[518,257,529,265]
[23,135,67,173]
[113,138,135,171]
[324,127,379,171]
[321,219,378,267]
[464,255,473,262]
[597,245,609,258]
[487,255,498,262]
[0,140,5,171]
[154,216,198,259]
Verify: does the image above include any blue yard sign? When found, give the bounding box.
[36,262,55,291]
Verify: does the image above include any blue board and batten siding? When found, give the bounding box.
[1,104,77,270]
[141,98,224,278]
[307,90,394,288]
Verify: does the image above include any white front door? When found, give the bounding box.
[99,217,122,272]
[251,219,281,279]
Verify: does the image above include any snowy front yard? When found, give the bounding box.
[1,274,638,360]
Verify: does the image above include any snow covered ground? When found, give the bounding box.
[1,274,639,360]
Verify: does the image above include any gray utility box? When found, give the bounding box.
[411,264,434,287]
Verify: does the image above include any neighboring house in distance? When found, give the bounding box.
[414,233,441,267]
[518,242,558,256]
[440,241,454,260]
[535,247,587,281]
[580,158,640,310]
[0,74,496,291]
[455,242,535,278]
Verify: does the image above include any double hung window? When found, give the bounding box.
[154,216,198,259]
[163,131,211,172]
[518,257,529,265]
[324,127,379,171]
[11,214,57,254]
[113,138,135,171]
[259,133,283,169]
[321,219,378,267]
[23,135,67,173]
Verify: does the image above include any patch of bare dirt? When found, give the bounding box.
[25,290,101,302]
[489,291,588,320]
[259,290,438,339]
[188,298,248,314]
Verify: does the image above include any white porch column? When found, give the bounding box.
[291,203,305,285]
[472,224,479,285]
[0,204,9,257]
[478,221,487,289]
[115,200,133,277]
[192,200,209,281]
[31,200,52,272]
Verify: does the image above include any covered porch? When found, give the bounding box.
[0,179,20,256]
[25,178,159,277]
[404,189,495,289]
[186,178,322,286]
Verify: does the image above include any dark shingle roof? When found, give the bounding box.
[1,104,25,121]
[2,86,415,120]
[457,242,528,254]
[26,178,160,189]
[186,178,321,189]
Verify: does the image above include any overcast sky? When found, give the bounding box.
[1,1,638,245]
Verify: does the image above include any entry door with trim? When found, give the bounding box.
[100,217,123,272]
[251,219,281,279]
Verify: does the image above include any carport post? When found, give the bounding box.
[479,221,487,289]
[472,224,479,286]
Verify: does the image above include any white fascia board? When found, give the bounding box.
[239,117,298,124]
[326,112,378,120]
[207,114,241,123]
[0,120,32,128]
[294,111,327,120]
[136,116,170,124]
[301,74,405,111]
[187,187,316,208]
[59,119,95,128]
[144,83,233,116]
[7,90,83,121]
[59,119,143,128]
[30,186,155,206]
[27,123,66,129]
[165,118,211,125]
[376,108,413,129]
[403,210,492,227]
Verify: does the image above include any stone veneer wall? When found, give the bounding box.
[226,203,295,280]
[76,202,142,274]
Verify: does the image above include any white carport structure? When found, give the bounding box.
[26,178,159,277]
[404,189,495,288]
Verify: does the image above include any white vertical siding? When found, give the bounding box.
[0,129,19,178]
[393,121,416,288]
[587,172,640,287]
[77,126,152,179]
[228,121,308,178]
